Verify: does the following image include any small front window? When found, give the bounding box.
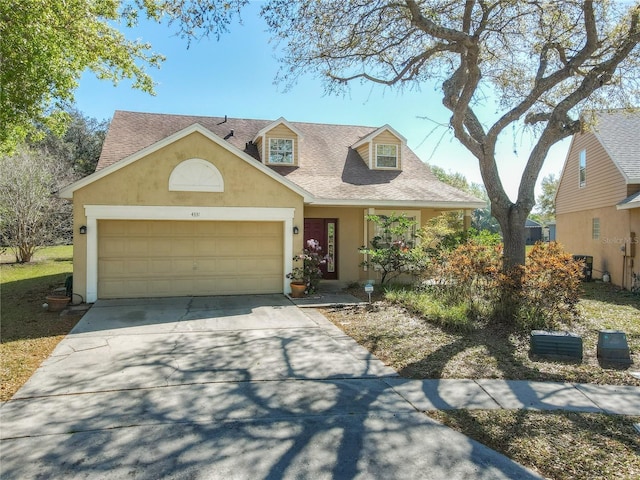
[269,138,294,164]
[579,150,586,188]
[376,144,398,168]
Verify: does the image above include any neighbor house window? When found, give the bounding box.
[579,149,586,187]
[592,218,600,240]
[375,144,398,168]
[269,138,294,164]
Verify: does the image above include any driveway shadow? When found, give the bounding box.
[0,299,542,479]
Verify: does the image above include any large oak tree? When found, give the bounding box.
[255,0,640,270]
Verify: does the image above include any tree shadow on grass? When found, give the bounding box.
[1,272,79,343]
[397,320,572,384]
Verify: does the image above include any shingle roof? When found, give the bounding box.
[591,109,640,182]
[98,111,484,206]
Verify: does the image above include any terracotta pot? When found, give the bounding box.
[46,295,70,312]
[289,282,307,298]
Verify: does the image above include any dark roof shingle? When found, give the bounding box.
[98,111,484,206]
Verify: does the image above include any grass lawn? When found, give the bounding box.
[0,246,83,401]
[323,282,640,480]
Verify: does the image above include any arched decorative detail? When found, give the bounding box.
[169,158,224,192]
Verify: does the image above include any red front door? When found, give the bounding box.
[304,218,338,280]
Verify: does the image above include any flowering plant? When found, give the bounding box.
[286,238,327,293]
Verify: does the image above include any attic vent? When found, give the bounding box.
[169,158,224,192]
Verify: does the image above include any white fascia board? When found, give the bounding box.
[307,199,487,209]
[351,124,408,149]
[59,123,313,202]
[616,201,640,210]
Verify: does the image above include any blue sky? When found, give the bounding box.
[73,2,569,201]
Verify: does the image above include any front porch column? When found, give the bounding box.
[464,209,472,230]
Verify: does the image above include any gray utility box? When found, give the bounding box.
[530,330,583,361]
[597,330,632,365]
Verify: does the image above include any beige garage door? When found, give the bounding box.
[98,220,283,298]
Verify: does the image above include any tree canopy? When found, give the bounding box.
[0,0,165,150]
[254,0,640,268]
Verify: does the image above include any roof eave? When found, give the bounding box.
[307,198,487,209]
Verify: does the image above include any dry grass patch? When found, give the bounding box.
[429,410,640,480]
[1,246,83,401]
[323,282,639,385]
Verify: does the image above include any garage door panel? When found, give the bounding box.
[98,220,283,298]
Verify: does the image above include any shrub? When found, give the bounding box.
[360,213,428,284]
[413,237,582,331]
[433,239,503,318]
[287,238,326,294]
[516,242,583,329]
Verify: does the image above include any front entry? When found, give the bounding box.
[304,218,338,280]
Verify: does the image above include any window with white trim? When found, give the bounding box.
[579,149,586,188]
[375,144,398,168]
[269,138,294,164]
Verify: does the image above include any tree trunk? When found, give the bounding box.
[497,206,528,271]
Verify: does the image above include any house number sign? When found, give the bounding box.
[191,211,201,217]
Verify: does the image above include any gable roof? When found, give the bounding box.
[254,117,304,141]
[351,124,407,149]
[590,109,640,183]
[59,123,313,201]
[87,110,484,208]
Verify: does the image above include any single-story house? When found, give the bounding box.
[555,109,640,288]
[60,111,485,302]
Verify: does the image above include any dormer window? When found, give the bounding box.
[376,144,398,168]
[269,138,294,164]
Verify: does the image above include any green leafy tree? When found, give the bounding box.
[0,0,164,151]
[360,213,427,284]
[33,108,109,177]
[533,173,560,224]
[430,165,500,233]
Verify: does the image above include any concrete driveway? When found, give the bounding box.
[0,295,541,479]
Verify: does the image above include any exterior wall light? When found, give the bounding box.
[79,225,87,235]
[293,226,299,235]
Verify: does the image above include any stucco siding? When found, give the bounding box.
[72,131,304,300]
[557,206,631,285]
[556,132,628,215]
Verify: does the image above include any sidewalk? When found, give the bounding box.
[305,308,640,417]
[384,378,640,415]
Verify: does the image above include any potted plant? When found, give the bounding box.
[287,239,327,297]
[287,265,308,298]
